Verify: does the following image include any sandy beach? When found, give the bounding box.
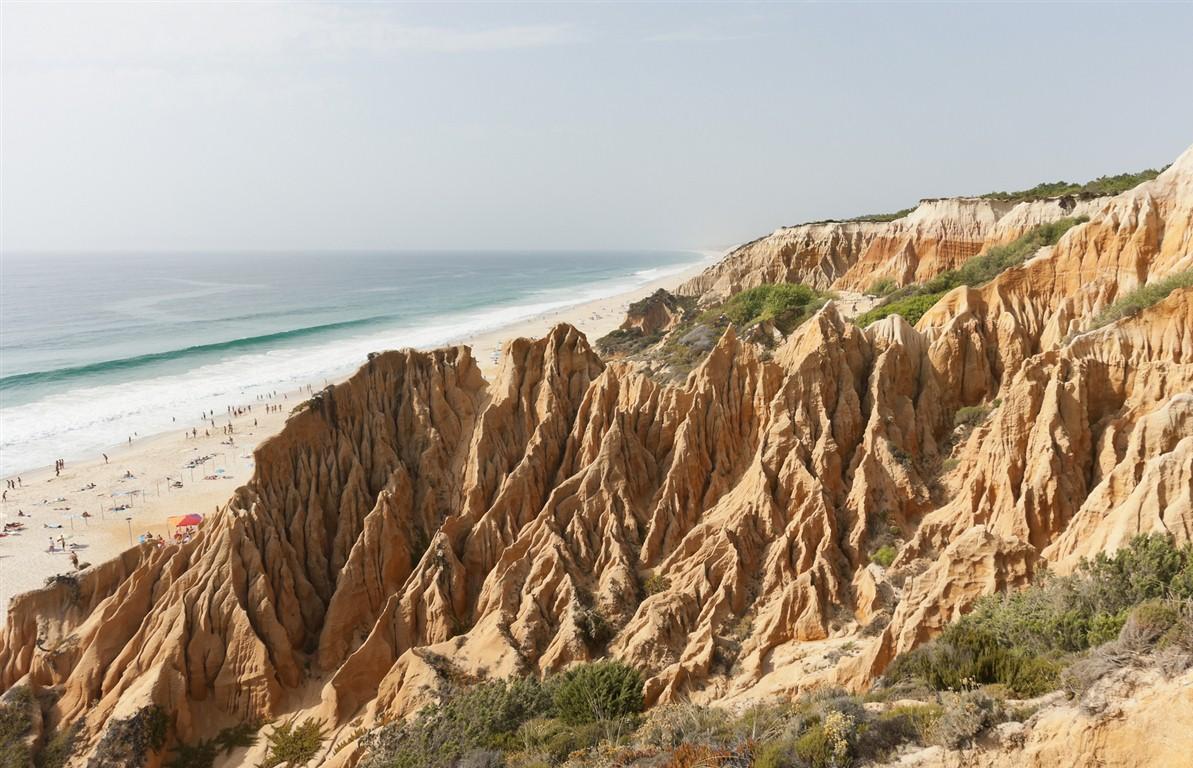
[0,256,713,618]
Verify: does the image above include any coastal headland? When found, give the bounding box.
[0,257,713,615]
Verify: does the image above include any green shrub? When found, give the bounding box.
[928,691,1005,748]
[574,606,614,651]
[855,218,1086,329]
[36,721,80,768]
[642,572,671,597]
[1119,600,1181,648]
[259,718,326,768]
[595,328,663,358]
[925,217,1087,296]
[849,208,916,223]
[793,710,855,768]
[728,701,798,744]
[886,615,1060,697]
[980,167,1164,202]
[870,545,897,568]
[752,738,799,768]
[93,705,169,768]
[552,661,644,726]
[853,292,946,328]
[885,534,1193,697]
[0,686,34,768]
[880,703,940,741]
[635,703,733,749]
[360,677,552,768]
[953,404,993,428]
[867,278,897,296]
[1086,269,1193,332]
[706,283,830,333]
[854,704,937,764]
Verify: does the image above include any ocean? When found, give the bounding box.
[0,250,705,476]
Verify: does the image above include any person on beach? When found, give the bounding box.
[70,550,79,569]
[48,537,55,552]
[103,453,108,463]
[2,490,6,501]
[58,535,66,550]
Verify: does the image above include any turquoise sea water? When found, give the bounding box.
[0,250,705,475]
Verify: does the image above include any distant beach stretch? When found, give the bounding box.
[0,254,713,617]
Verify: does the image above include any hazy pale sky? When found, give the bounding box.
[2,1,1191,252]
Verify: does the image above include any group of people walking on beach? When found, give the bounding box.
[3,477,22,501]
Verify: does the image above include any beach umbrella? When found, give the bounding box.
[171,513,204,527]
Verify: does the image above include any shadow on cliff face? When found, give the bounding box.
[2,148,1191,766]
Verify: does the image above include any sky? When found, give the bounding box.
[2,1,1192,253]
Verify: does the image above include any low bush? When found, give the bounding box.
[707,283,830,334]
[853,292,946,328]
[595,328,662,358]
[0,686,34,768]
[752,738,800,768]
[928,691,1005,748]
[93,705,169,768]
[259,718,326,768]
[1085,269,1193,332]
[849,208,916,223]
[980,167,1165,202]
[793,710,855,768]
[166,740,217,768]
[953,404,993,428]
[36,721,80,768]
[885,535,1193,697]
[642,572,671,597]
[574,606,614,651]
[870,545,897,568]
[855,218,1085,329]
[636,703,732,749]
[923,217,1086,296]
[359,666,641,768]
[553,661,644,726]
[867,278,897,296]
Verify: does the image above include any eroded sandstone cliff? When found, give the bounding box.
[2,147,1191,767]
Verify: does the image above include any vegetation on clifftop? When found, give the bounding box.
[979,166,1166,202]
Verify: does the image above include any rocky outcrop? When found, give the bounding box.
[2,145,1191,766]
[678,196,1106,301]
[619,289,690,336]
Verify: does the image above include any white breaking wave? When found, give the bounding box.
[0,256,706,475]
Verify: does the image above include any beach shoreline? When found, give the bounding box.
[0,255,715,617]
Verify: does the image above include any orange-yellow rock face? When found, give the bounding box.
[3,147,1192,765]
